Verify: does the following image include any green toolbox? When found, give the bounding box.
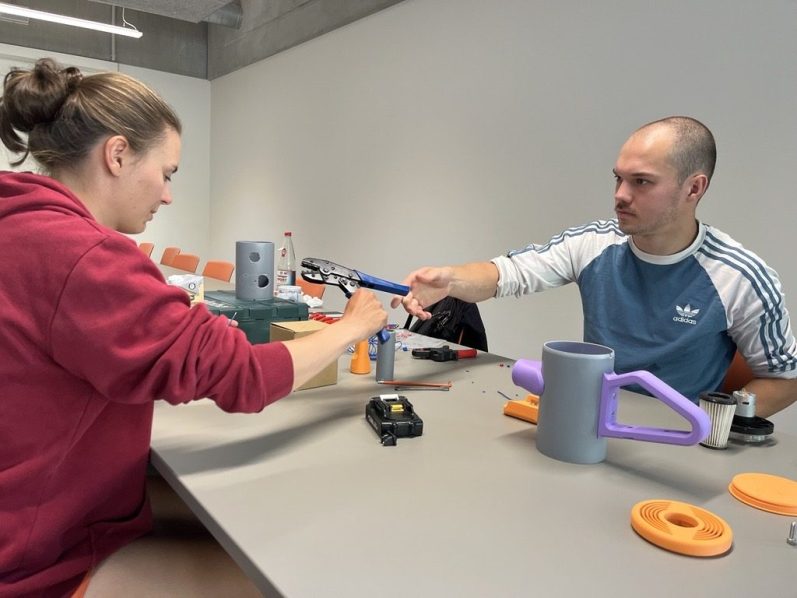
[204,290,309,344]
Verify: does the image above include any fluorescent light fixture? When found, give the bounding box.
[0,2,142,38]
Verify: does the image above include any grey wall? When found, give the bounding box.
[208,0,797,431]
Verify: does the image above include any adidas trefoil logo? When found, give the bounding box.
[676,304,699,318]
[673,304,699,325]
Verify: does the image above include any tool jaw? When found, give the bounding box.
[301,258,361,287]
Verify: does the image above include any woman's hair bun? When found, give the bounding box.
[63,66,84,94]
[1,58,82,133]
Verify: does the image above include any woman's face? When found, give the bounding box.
[112,128,181,234]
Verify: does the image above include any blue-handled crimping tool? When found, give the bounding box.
[301,258,409,343]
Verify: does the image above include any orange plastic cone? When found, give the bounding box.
[350,339,371,374]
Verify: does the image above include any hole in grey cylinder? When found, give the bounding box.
[249,252,260,262]
[257,275,269,288]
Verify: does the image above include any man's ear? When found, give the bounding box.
[103,135,130,177]
[686,173,709,204]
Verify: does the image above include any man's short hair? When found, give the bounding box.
[639,116,716,184]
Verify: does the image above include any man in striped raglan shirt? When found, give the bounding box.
[393,117,797,417]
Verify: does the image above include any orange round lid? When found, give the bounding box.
[630,500,733,557]
[728,473,797,516]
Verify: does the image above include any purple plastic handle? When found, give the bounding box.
[512,360,544,396]
[598,370,710,445]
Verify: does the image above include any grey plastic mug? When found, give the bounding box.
[535,341,614,464]
[512,341,709,464]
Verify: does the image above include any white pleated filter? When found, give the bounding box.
[699,399,737,448]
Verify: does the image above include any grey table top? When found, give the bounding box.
[150,341,797,597]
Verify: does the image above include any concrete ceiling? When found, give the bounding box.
[88,0,234,23]
[0,0,405,79]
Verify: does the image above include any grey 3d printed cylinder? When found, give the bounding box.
[235,241,274,300]
[375,331,396,382]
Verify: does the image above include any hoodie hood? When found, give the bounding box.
[0,170,95,223]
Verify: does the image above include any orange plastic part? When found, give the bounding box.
[728,473,797,516]
[503,394,539,424]
[630,500,733,557]
[350,340,371,374]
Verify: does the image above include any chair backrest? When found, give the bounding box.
[721,351,755,394]
[138,242,154,257]
[171,253,200,273]
[160,246,181,266]
[404,297,488,351]
[297,277,326,299]
[202,260,235,282]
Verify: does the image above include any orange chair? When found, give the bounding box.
[202,260,235,282]
[297,277,326,299]
[171,253,200,273]
[138,242,154,257]
[721,351,755,394]
[160,246,181,266]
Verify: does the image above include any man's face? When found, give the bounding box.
[612,127,692,241]
[113,128,181,234]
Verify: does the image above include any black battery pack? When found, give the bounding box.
[365,395,423,446]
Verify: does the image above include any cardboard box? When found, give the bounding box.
[269,320,338,390]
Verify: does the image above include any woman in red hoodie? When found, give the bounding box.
[0,58,386,597]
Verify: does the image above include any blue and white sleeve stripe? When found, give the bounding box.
[699,229,797,374]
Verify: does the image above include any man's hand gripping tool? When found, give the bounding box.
[301,258,409,343]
